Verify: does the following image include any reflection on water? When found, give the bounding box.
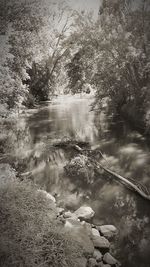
[10,95,150,267]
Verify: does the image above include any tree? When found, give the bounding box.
[65,11,98,93]
[66,0,150,131]
[94,0,150,129]
[0,0,75,109]
[66,50,85,94]
[26,4,75,100]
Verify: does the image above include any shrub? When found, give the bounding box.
[65,155,95,183]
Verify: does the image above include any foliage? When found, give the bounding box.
[0,0,76,111]
[65,155,95,183]
[94,0,150,127]
[25,61,52,103]
[0,177,83,267]
[66,50,85,94]
[66,0,150,132]
[0,0,45,110]
[65,13,97,94]
[1,0,150,131]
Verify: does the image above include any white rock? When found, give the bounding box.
[88,258,98,267]
[97,225,117,238]
[64,211,73,218]
[65,218,81,229]
[92,235,110,249]
[103,253,118,265]
[37,189,56,203]
[74,206,95,220]
[64,211,78,220]
[92,228,101,237]
[93,249,102,261]
[56,207,64,215]
[64,218,94,255]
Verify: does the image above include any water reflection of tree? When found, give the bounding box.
[116,196,150,267]
[93,108,150,190]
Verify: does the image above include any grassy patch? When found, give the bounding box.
[0,179,83,267]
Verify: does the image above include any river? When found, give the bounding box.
[8,94,150,267]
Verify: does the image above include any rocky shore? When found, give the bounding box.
[0,164,121,267]
[41,189,121,267]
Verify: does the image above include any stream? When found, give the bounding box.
[8,94,150,267]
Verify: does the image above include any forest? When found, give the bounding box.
[0,0,150,267]
[0,0,150,131]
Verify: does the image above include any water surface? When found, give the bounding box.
[11,95,150,267]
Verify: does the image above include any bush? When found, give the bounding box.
[0,179,83,267]
[65,155,95,183]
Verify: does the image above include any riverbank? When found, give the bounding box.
[0,163,120,267]
[0,95,150,267]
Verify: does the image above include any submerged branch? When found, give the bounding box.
[94,160,150,201]
[71,144,150,202]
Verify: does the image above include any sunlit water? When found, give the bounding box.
[10,95,150,267]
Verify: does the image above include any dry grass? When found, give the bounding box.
[0,179,83,267]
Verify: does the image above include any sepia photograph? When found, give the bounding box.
[0,0,150,266]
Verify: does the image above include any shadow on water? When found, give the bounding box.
[7,95,150,267]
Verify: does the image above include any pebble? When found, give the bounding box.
[56,205,119,266]
[56,207,64,215]
[63,211,78,220]
[93,249,103,262]
[88,257,98,267]
[74,206,95,220]
[103,253,118,265]
[92,228,101,237]
[64,218,94,255]
[37,190,56,203]
[97,225,117,238]
[92,235,110,250]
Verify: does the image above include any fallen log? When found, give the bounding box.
[71,145,150,201]
[94,160,150,201]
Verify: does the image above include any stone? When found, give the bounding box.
[37,189,56,203]
[64,211,73,218]
[74,206,95,220]
[97,225,117,238]
[56,207,64,215]
[88,257,98,267]
[76,257,87,267]
[63,211,78,220]
[93,249,103,262]
[92,228,101,237]
[64,218,94,255]
[103,253,118,266]
[65,218,81,228]
[92,235,110,250]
